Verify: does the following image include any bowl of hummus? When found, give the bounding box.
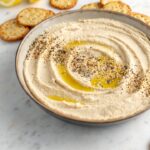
[16,10,150,125]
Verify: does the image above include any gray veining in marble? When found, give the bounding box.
[0,0,150,150]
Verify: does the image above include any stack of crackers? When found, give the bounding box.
[0,8,55,41]
[81,0,150,26]
[0,0,150,42]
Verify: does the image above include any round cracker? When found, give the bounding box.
[103,1,131,14]
[50,0,77,10]
[17,8,55,27]
[81,2,103,10]
[100,0,121,5]
[0,19,30,42]
[130,12,150,26]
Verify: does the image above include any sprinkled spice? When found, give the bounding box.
[70,51,99,78]
[141,71,150,97]
[53,49,67,64]
[71,52,128,88]
[26,32,150,94]
[26,33,53,60]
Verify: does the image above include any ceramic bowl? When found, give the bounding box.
[16,10,150,126]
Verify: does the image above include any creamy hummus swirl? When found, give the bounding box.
[24,19,150,122]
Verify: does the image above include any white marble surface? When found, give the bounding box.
[0,0,150,150]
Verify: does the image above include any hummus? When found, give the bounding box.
[24,18,150,122]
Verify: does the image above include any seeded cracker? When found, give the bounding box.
[17,8,55,27]
[50,0,77,10]
[103,1,132,14]
[130,12,150,26]
[0,19,30,41]
[100,0,122,5]
[81,2,103,10]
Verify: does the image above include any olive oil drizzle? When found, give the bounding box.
[48,95,78,103]
[57,64,94,91]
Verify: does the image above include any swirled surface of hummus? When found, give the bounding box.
[24,19,150,122]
